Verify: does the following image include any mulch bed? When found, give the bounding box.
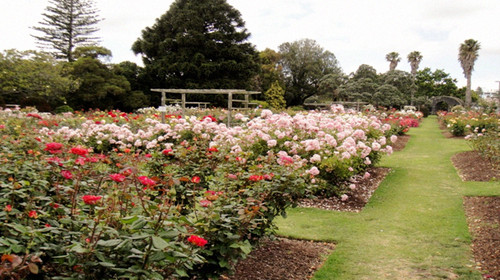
[452,151,500,182]
[392,134,410,151]
[454,149,500,280]
[222,238,335,280]
[463,197,500,280]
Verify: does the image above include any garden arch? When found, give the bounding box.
[431,96,464,114]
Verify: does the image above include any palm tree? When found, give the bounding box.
[407,51,423,105]
[407,51,423,76]
[385,52,400,71]
[458,39,480,108]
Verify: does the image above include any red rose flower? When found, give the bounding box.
[138,176,156,187]
[205,190,216,196]
[187,235,208,247]
[61,170,73,179]
[70,146,88,157]
[5,205,12,212]
[28,210,38,219]
[207,147,218,152]
[109,173,126,182]
[47,156,62,164]
[248,175,264,181]
[162,149,173,155]
[199,200,212,207]
[202,115,217,122]
[82,195,102,205]
[44,142,63,154]
[191,176,201,183]
[75,157,86,165]
[27,113,42,120]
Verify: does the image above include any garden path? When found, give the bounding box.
[276,116,500,279]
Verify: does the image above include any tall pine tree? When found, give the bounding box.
[32,0,102,62]
[132,0,259,91]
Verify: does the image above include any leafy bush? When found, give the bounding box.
[55,105,74,114]
[466,129,500,166]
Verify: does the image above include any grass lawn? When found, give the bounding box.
[275,116,500,279]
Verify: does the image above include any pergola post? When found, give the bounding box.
[227,92,233,127]
[161,91,166,123]
[181,93,186,115]
[244,93,249,109]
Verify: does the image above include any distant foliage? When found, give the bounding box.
[0,49,75,110]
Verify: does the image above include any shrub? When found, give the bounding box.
[55,105,74,114]
[263,81,286,110]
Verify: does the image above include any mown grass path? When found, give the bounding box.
[276,116,500,279]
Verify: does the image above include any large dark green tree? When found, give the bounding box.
[132,0,259,94]
[67,47,130,110]
[32,0,102,62]
[278,39,342,106]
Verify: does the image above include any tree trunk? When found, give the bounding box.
[465,73,472,108]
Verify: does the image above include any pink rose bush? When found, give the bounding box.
[0,106,400,279]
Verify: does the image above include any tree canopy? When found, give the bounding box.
[132,0,259,93]
[66,47,131,110]
[278,38,342,106]
[32,0,102,62]
[0,49,75,110]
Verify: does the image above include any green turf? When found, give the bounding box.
[275,116,500,279]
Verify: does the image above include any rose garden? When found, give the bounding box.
[0,105,498,279]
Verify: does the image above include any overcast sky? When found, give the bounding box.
[1,0,499,91]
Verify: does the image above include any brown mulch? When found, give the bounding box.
[463,197,500,280]
[222,238,335,280]
[392,134,411,151]
[452,151,500,182]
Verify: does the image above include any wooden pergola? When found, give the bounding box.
[151,89,260,125]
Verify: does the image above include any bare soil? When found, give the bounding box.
[452,151,500,182]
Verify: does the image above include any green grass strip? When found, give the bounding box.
[276,116,499,279]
